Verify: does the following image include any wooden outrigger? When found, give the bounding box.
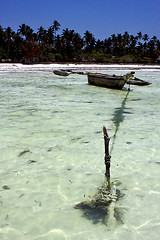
[126,77,151,86]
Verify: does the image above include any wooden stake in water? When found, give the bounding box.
[103,126,111,178]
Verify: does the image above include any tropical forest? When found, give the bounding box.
[0,20,160,64]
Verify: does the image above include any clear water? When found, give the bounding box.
[0,68,160,240]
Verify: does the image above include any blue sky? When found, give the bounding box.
[0,0,160,40]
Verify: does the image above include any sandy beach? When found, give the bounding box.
[0,63,160,72]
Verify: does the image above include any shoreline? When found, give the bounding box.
[0,62,160,72]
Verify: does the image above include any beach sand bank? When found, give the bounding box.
[0,63,160,72]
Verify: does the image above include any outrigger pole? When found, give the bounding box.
[103,126,111,178]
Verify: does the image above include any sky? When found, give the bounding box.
[0,0,160,40]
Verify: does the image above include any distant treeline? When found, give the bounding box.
[0,20,160,63]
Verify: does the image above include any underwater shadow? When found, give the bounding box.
[75,178,124,226]
[110,90,132,153]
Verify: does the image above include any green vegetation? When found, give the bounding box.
[0,21,160,63]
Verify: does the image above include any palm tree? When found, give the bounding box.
[60,28,75,60]
[136,32,143,54]
[129,35,137,53]
[122,31,129,49]
[151,36,157,44]
[117,33,123,56]
[0,26,7,59]
[72,32,84,60]
[84,30,95,53]
[52,20,61,38]
[25,26,34,41]
[111,34,118,56]
[4,27,15,58]
[18,24,26,37]
[47,26,54,45]
[104,37,112,55]
[51,20,61,50]
[143,34,149,42]
[95,40,104,50]
[137,31,142,41]
[0,25,5,46]
[122,31,130,55]
[142,34,149,56]
[18,24,34,40]
[156,39,160,51]
[37,26,44,43]
[147,36,158,59]
[12,32,23,61]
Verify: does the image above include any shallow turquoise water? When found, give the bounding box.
[0,69,160,240]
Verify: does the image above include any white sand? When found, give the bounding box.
[0,63,160,72]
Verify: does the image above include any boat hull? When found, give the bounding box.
[88,73,126,90]
[53,70,70,76]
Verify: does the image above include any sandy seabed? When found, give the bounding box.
[0,64,160,240]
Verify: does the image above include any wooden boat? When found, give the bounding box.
[126,77,151,86]
[88,72,135,90]
[53,70,70,76]
[54,69,87,76]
